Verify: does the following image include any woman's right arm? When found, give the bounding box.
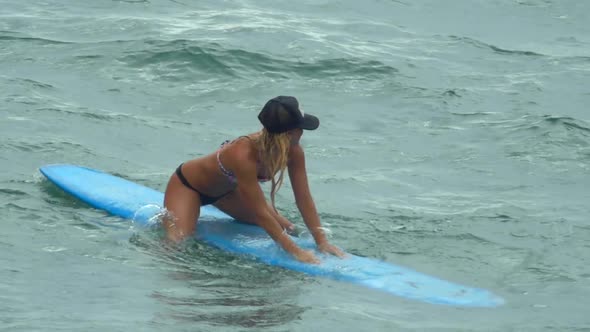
[230,151,319,264]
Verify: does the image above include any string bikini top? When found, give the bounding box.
[216,136,272,184]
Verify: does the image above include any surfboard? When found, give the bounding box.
[39,164,504,307]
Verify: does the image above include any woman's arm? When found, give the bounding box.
[288,145,345,257]
[230,147,320,264]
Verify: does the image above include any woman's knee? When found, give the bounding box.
[162,209,187,242]
[163,177,202,242]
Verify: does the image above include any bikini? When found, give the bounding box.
[217,137,271,184]
[175,163,223,206]
[175,136,271,206]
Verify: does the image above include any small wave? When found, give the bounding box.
[448,35,543,57]
[488,44,542,57]
[0,30,71,45]
[472,114,590,137]
[73,54,103,60]
[449,34,590,61]
[2,77,55,90]
[2,137,92,154]
[442,89,461,98]
[514,0,552,7]
[34,106,185,128]
[292,58,398,79]
[484,214,517,223]
[118,39,398,81]
[0,188,28,197]
[120,39,238,78]
[525,264,577,283]
[37,107,131,122]
[499,114,590,165]
[543,115,590,134]
[3,202,28,211]
[442,232,494,245]
[42,246,68,253]
[450,111,500,117]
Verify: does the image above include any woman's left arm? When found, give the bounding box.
[288,144,345,257]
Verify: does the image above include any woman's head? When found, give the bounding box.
[289,128,303,145]
[257,96,319,134]
[255,96,320,210]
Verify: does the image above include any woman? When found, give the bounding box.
[163,96,344,264]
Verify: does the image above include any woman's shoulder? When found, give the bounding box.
[287,143,306,169]
[224,135,258,164]
[289,143,305,157]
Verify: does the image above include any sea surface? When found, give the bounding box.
[1,0,589,331]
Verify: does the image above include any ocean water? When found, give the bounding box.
[1,0,589,331]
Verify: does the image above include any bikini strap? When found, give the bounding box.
[216,150,236,180]
[217,135,253,183]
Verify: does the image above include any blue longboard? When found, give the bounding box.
[39,164,504,307]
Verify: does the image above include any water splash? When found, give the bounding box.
[131,203,164,228]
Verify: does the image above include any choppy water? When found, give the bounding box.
[1,0,589,331]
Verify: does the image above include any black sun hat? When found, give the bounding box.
[258,96,320,134]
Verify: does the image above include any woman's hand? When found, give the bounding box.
[278,219,295,233]
[318,242,346,258]
[293,249,320,264]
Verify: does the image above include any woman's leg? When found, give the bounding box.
[213,190,294,231]
[163,172,202,243]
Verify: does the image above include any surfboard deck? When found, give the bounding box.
[39,164,504,307]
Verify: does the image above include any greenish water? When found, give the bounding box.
[1,0,589,331]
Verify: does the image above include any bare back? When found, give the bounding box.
[179,134,262,198]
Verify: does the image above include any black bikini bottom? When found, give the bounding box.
[175,163,229,206]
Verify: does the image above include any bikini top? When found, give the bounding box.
[216,136,271,184]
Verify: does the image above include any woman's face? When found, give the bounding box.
[289,128,303,145]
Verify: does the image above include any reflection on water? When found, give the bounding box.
[152,290,306,328]
[129,231,309,329]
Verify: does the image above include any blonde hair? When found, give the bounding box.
[253,128,291,211]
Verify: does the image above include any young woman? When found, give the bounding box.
[163,96,344,264]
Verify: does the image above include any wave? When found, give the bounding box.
[542,115,590,134]
[448,35,543,57]
[511,115,590,137]
[1,138,93,154]
[0,30,71,45]
[34,107,190,128]
[36,107,139,122]
[469,113,590,135]
[448,35,590,61]
[118,38,399,80]
[487,44,542,57]
[497,114,590,164]
[0,188,29,197]
[2,77,56,90]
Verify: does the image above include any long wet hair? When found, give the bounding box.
[253,128,291,212]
